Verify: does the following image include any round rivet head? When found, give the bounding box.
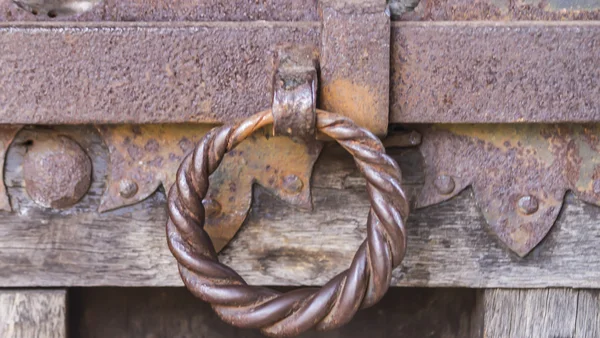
[434,175,455,195]
[119,179,138,199]
[203,199,222,217]
[23,135,92,209]
[282,174,303,194]
[517,195,539,215]
[593,179,600,194]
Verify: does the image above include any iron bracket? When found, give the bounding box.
[417,125,600,257]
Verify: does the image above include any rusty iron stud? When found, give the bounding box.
[517,195,539,215]
[282,174,303,194]
[23,134,92,209]
[203,199,222,217]
[272,45,319,141]
[118,179,138,199]
[434,175,456,195]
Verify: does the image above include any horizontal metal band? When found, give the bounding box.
[391,21,600,123]
[3,0,598,22]
[0,22,320,124]
[395,0,600,21]
[1,0,319,21]
[0,21,598,124]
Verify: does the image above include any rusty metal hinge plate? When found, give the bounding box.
[417,125,600,256]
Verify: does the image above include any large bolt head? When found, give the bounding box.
[23,135,92,209]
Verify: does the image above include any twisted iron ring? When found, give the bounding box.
[166,109,409,337]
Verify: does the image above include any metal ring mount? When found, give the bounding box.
[166,109,409,337]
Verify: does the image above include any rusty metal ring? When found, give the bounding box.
[166,109,409,337]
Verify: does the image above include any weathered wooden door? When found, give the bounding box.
[0,0,599,337]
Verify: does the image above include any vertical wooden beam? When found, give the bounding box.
[476,289,580,337]
[0,290,67,338]
[576,290,600,338]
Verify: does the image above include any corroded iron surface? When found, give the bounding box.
[0,22,320,125]
[391,21,600,123]
[417,124,600,257]
[2,0,318,21]
[5,0,598,21]
[23,133,92,209]
[396,0,600,21]
[167,109,408,336]
[272,45,319,141]
[383,130,422,148]
[0,126,21,212]
[319,0,390,136]
[98,124,322,252]
[1,22,599,125]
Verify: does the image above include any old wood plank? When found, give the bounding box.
[1,126,600,287]
[70,287,476,338]
[477,289,600,338]
[480,289,578,337]
[576,290,600,338]
[0,289,66,338]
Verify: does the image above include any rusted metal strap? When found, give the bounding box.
[319,0,390,136]
[6,0,599,22]
[3,0,319,21]
[391,21,600,123]
[0,21,598,125]
[0,22,320,125]
[272,45,319,141]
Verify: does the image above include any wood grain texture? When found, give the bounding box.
[0,290,66,338]
[70,287,476,338]
[1,126,600,287]
[479,289,600,338]
[576,290,600,338]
